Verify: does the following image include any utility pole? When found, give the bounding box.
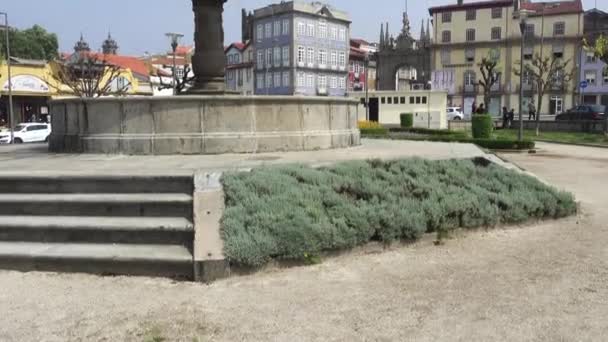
[1,12,14,143]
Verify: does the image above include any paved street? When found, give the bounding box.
[0,142,607,341]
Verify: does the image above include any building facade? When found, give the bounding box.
[579,8,608,106]
[225,42,254,95]
[348,39,377,92]
[429,0,583,117]
[249,1,351,96]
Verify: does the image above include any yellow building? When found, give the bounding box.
[0,55,153,125]
[429,0,584,117]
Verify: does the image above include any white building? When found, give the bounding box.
[225,42,255,95]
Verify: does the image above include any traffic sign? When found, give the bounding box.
[580,81,588,89]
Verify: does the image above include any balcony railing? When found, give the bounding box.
[460,84,478,94]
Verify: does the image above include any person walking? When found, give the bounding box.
[509,109,515,128]
[528,101,536,121]
[477,103,486,114]
[502,107,509,129]
[471,101,477,116]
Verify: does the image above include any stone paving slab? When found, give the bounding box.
[0,139,510,176]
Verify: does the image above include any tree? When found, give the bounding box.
[157,64,195,94]
[585,34,608,64]
[0,25,58,61]
[476,56,501,112]
[515,54,573,135]
[49,53,131,98]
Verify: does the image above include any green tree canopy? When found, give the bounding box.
[0,25,59,61]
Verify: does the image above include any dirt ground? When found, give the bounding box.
[1,142,607,342]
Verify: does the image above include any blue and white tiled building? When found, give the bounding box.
[251,1,351,96]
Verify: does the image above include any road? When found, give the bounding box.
[0,142,607,341]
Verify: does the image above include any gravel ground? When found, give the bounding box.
[1,142,608,342]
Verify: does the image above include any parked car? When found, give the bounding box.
[0,123,52,144]
[556,105,606,121]
[447,107,465,121]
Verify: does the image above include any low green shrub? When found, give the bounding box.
[359,127,389,136]
[472,114,494,139]
[388,127,460,136]
[400,113,413,128]
[473,138,535,150]
[221,159,575,267]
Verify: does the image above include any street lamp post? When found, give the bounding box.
[165,32,184,96]
[364,54,370,121]
[1,12,14,144]
[517,9,533,142]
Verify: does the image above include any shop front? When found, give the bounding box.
[0,74,52,126]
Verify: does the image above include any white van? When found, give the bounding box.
[0,123,52,144]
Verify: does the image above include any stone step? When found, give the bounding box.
[0,175,193,194]
[0,241,193,279]
[0,194,193,218]
[0,216,194,248]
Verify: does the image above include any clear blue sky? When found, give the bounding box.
[2,0,606,56]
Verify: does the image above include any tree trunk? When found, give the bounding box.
[535,89,543,137]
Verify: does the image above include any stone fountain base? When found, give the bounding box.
[48,96,361,155]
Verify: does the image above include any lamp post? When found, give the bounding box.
[517,9,533,142]
[165,32,184,96]
[1,12,14,144]
[364,53,370,121]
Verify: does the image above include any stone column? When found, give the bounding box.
[189,0,228,94]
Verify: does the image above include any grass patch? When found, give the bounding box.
[221,159,576,267]
[495,129,608,146]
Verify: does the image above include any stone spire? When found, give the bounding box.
[385,22,390,46]
[74,33,91,53]
[380,23,385,47]
[420,20,425,42]
[102,32,119,55]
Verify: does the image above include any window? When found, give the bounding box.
[330,76,337,89]
[409,97,415,104]
[318,22,327,39]
[489,48,501,61]
[297,72,305,87]
[442,30,451,43]
[492,8,502,19]
[306,74,314,87]
[523,47,533,60]
[307,47,315,65]
[524,24,535,38]
[247,69,251,82]
[441,48,451,65]
[297,46,305,64]
[587,52,597,63]
[297,22,306,36]
[257,25,264,40]
[265,23,272,38]
[416,96,421,104]
[266,73,273,88]
[394,97,399,104]
[491,27,501,40]
[465,48,475,63]
[330,27,337,40]
[554,22,565,36]
[175,67,184,79]
[274,21,281,37]
[354,62,361,74]
[330,51,337,67]
[257,50,264,69]
[282,46,290,67]
[283,19,290,35]
[442,12,452,23]
[381,97,386,104]
[466,9,476,21]
[464,71,475,86]
[523,70,532,85]
[586,70,597,86]
[339,29,346,41]
[422,96,427,104]
[339,77,346,89]
[466,29,476,42]
[603,68,608,84]
[553,44,564,59]
[256,74,264,89]
[318,50,327,67]
[307,23,315,37]
[274,72,281,88]
[400,97,406,104]
[283,72,290,87]
[338,52,346,67]
[387,97,392,104]
[273,47,281,67]
[266,49,272,67]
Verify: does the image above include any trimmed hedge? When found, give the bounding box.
[221,159,576,267]
[360,127,389,136]
[472,114,494,139]
[389,127,463,136]
[400,113,413,128]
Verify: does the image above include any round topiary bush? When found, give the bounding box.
[472,114,493,139]
[400,113,413,128]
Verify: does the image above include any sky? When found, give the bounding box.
[2,0,607,56]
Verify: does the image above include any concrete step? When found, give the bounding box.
[0,175,193,194]
[0,216,194,248]
[0,194,193,218]
[0,241,193,279]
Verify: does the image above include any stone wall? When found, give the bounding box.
[49,95,360,155]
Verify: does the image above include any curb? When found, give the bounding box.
[534,139,608,149]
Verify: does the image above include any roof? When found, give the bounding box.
[254,1,351,23]
[521,0,583,16]
[62,52,170,78]
[350,38,369,47]
[350,46,367,60]
[224,41,251,53]
[9,57,47,66]
[175,45,193,56]
[429,0,513,15]
[150,56,189,67]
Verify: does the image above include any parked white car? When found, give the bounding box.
[447,107,465,121]
[0,123,52,144]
